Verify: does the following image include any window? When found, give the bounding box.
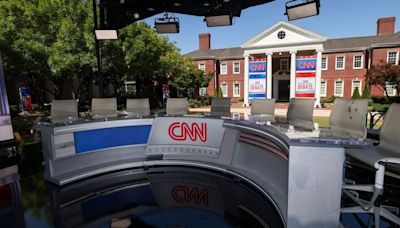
[233,83,240,97]
[321,57,328,70]
[277,31,286,39]
[220,63,227,74]
[280,59,289,70]
[221,83,228,97]
[351,80,362,96]
[233,62,240,74]
[353,55,363,69]
[334,80,344,97]
[199,87,207,96]
[335,56,345,70]
[387,51,399,65]
[320,81,327,97]
[198,63,205,71]
[385,82,397,96]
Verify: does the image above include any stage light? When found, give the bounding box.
[285,0,320,21]
[205,15,232,27]
[95,30,118,40]
[154,13,180,33]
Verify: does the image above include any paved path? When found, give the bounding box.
[189,104,332,117]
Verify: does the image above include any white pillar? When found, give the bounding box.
[290,51,297,99]
[244,54,249,106]
[315,50,322,107]
[266,52,273,99]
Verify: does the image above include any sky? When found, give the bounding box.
[143,0,400,54]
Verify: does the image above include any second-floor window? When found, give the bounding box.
[220,63,228,74]
[280,59,289,70]
[353,55,363,69]
[336,56,345,70]
[198,63,205,71]
[387,51,398,65]
[321,57,328,70]
[233,62,240,74]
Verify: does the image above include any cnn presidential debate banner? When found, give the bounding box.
[248,58,267,103]
[295,55,316,97]
[0,56,14,141]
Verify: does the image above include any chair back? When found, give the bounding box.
[51,99,78,123]
[126,98,150,116]
[166,98,187,115]
[378,103,400,153]
[251,98,276,116]
[91,98,117,117]
[211,97,231,117]
[287,98,314,129]
[329,98,368,139]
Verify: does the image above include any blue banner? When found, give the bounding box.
[296,58,316,71]
[249,62,267,73]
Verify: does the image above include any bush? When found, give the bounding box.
[371,96,400,104]
[352,87,361,99]
[370,103,390,112]
[239,98,244,102]
[362,83,371,98]
[321,95,337,103]
[213,90,223,98]
[188,96,212,108]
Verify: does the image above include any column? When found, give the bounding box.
[266,52,273,99]
[315,49,323,107]
[290,51,297,99]
[244,54,249,106]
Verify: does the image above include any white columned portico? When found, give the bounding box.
[290,51,297,99]
[266,52,273,99]
[315,49,323,107]
[244,54,249,106]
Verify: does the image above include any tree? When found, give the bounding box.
[366,62,400,100]
[362,82,371,99]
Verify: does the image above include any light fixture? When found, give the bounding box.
[95,30,118,40]
[154,13,180,33]
[204,15,232,27]
[285,0,320,21]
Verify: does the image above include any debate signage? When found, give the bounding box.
[295,55,316,97]
[0,57,14,141]
[248,59,267,103]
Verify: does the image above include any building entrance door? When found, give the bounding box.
[278,80,290,101]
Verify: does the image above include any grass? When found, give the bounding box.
[314,117,383,129]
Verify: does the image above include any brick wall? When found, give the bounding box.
[321,51,367,98]
[218,59,244,99]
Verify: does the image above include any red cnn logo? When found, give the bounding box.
[250,64,265,71]
[168,122,207,142]
[297,61,315,69]
[171,185,208,206]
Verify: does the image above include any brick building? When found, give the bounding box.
[185,17,400,106]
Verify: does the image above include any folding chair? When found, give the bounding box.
[91,98,118,119]
[342,103,400,227]
[329,98,369,139]
[126,98,150,116]
[50,99,78,123]
[166,98,187,115]
[210,97,231,117]
[287,98,314,130]
[250,98,276,122]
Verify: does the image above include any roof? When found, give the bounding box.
[184,47,244,60]
[185,32,400,59]
[323,32,400,52]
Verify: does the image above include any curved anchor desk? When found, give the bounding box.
[41,115,371,227]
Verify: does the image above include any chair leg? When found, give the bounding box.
[380,207,400,225]
[374,206,380,228]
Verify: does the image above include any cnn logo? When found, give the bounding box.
[168,122,207,142]
[171,185,208,206]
